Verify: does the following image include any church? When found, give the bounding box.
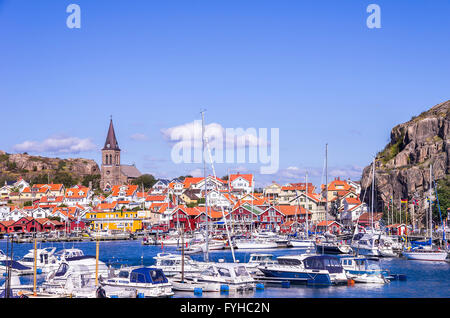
[100,118,142,191]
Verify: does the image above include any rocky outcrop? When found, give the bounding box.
[0,151,100,183]
[360,100,450,228]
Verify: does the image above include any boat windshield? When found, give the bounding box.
[159,260,177,266]
[55,263,69,277]
[202,266,216,277]
[278,258,302,266]
[118,270,129,279]
[304,256,342,273]
[217,267,232,277]
[234,266,250,277]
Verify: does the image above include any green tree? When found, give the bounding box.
[433,177,450,222]
[24,201,33,207]
[53,172,77,187]
[131,174,157,189]
[82,174,101,189]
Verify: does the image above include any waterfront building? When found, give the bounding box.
[100,118,142,191]
[86,209,143,232]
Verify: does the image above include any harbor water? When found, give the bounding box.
[1,239,449,298]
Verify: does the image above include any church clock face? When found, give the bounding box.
[106,170,110,175]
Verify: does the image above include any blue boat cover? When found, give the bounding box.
[130,267,168,284]
[410,238,432,247]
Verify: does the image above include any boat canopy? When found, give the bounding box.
[0,260,31,270]
[130,267,168,284]
[303,256,343,273]
[410,238,432,247]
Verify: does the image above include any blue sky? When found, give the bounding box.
[1,0,449,187]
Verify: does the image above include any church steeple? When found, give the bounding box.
[103,117,120,150]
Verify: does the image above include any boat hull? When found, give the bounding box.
[402,251,448,261]
[258,267,334,285]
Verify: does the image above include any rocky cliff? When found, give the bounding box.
[0,151,100,185]
[360,100,450,228]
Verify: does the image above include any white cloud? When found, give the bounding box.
[13,136,97,154]
[130,133,149,141]
[161,120,268,149]
[189,168,203,177]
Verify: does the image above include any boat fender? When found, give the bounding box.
[37,269,42,274]
[256,283,265,290]
[220,284,229,293]
[194,288,203,295]
[281,281,290,288]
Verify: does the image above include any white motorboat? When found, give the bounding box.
[169,274,220,292]
[182,239,225,254]
[340,255,390,284]
[353,273,388,284]
[18,247,60,274]
[234,238,278,249]
[39,272,136,298]
[41,253,110,291]
[102,266,174,297]
[351,233,381,257]
[244,253,276,276]
[152,253,206,277]
[183,263,255,291]
[289,239,316,249]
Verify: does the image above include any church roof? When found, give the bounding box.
[103,119,120,151]
[120,164,141,178]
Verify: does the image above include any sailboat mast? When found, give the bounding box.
[95,234,99,286]
[201,110,209,262]
[306,172,309,239]
[429,164,433,240]
[33,237,37,296]
[325,143,328,234]
[323,143,328,255]
[371,157,375,230]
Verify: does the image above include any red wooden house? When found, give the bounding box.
[258,206,285,230]
[11,217,34,233]
[314,220,343,235]
[0,221,15,234]
[169,205,224,231]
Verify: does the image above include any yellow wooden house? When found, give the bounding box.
[85,210,143,232]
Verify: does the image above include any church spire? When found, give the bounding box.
[103,117,120,150]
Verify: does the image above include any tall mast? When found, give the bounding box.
[325,143,328,234]
[201,110,209,262]
[371,157,375,230]
[429,164,433,240]
[305,172,309,239]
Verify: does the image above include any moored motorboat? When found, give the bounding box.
[181,263,255,292]
[152,253,206,277]
[234,238,278,249]
[102,267,174,297]
[258,254,348,285]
